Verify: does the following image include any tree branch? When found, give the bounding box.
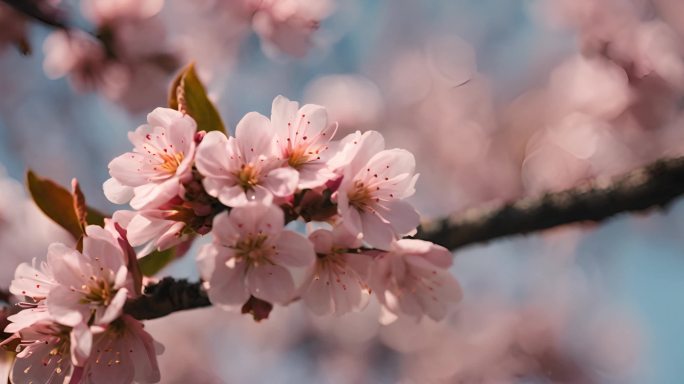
[416,156,684,250]
[125,156,684,320]
[124,277,210,320]
[0,289,10,305]
[1,0,68,29]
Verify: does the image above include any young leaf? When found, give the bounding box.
[138,248,176,277]
[27,171,84,239]
[71,178,87,232]
[169,63,226,134]
[26,171,108,240]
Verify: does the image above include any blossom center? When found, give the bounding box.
[159,152,184,174]
[348,180,374,211]
[233,233,274,265]
[236,164,260,190]
[78,277,116,307]
[286,147,309,169]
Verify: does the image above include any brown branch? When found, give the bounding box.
[125,156,684,320]
[0,289,10,305]
[124,277,210,320]
[416,156,684,250]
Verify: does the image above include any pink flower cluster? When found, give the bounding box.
[105,96,462,322]
[43,0,176,112]
[1,225,162,383]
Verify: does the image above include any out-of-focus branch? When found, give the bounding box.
[2,0,68,29]
[124,277,210,320]
[416,156,684,250]
[0,289,10,305]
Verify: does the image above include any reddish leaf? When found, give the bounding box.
[26,170,108,240]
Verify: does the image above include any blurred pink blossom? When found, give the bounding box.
[250,0,333,57]
[370,239,462,324]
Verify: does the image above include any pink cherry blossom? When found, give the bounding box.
[271,95,338,189]
[104,108,197,210]
[369,239,462,323]
[82,0,164,24]
[301,227,373,316]
[198,202,315,308]
[250,0,333,57]
[2,322,78,384]
[113,209,187,257]
[194,114,298,207]
[47,226,133,328]
[81,315,163,384]
[43,30,119,93]
[332,130,420,250]
[11,226,133,329]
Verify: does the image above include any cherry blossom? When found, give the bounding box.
[369,239,461,323]
[82,0,164,25]
[198,202,315,308]
[43,30,119,93]
[194,114,298,207]
[2,321,79,384]
[81,315,163,384]
[332,130,420,250]
[2,316,163,384]
[271,95,338,189]
[113,209,187,257]
[301,227,372,316]
[249,0,333,57]
[10,226,132,330]
[104,108,197,210]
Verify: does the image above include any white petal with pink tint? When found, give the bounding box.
[195,118,297,207]
[104,107,197,209]
[270,95,338,189]
[199,203,315,307]
[333,131,421,250]
[82,315,162,384]
[369,239,461,322]
[301,227,372,316]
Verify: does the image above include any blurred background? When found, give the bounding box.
[2,0,684,382]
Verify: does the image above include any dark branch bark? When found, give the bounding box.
[124,277,210,320]
[416,156,684,250]
[1,0,68,29]
[0,289,10,305]
[124,156,684,320]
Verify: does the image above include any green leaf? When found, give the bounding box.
[27,171,84,239]
[26,171,108,240]
[169,63,225,134]
[138,248,176,277]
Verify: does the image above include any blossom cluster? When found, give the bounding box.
[43,0,177,112]
[1,224,162,383]
[104,95,462,322]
